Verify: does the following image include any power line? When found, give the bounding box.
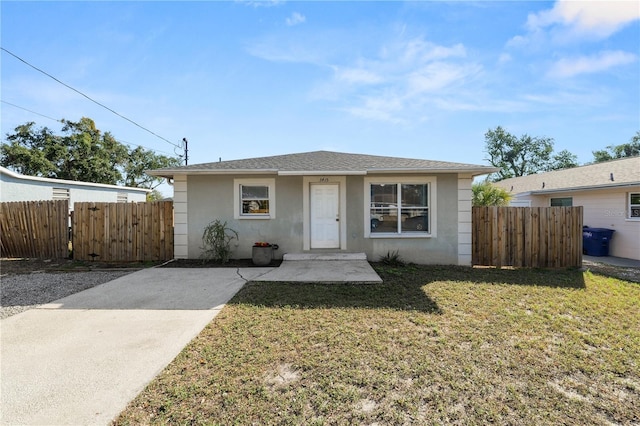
[1,99,176,156]
[1,100,61,122]
[1,46,182,149]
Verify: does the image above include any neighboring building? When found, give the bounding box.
[148,150,497,265]
[493,157,640,260]
[0,166,150,206]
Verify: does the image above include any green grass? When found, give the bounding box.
[115,265,639,425]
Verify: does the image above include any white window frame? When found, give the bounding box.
[364,176,437,238]
[234,178,276,219]
[629,192,640,220]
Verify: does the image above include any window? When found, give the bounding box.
[117,193,128,203]
[365,178,436,237]
[629,193,640,219]
[234,179,275,219]
[550,197,572,207]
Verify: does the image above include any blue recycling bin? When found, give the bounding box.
[582,227,615,256]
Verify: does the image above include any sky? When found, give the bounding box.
[1,1,639,197]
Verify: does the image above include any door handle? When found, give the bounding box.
[336,218,339,221]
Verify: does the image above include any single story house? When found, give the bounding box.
[493,157,640,260]
[148,150,497,265]
[0,166,150,206]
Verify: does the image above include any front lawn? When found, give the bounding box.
[115,265,639,425]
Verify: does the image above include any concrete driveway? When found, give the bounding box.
[0,267,272,426]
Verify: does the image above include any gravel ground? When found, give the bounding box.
[1,271,133,319]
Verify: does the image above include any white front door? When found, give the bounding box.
[310,184,340,248]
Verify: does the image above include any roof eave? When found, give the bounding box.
[528,181,640,195]
[146,168,279,178]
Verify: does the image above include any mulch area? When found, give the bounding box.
[161,259,283,268]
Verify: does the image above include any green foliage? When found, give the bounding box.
[592,131,640,163]
[200,220,239,264]
[1,118,180,189]
[379,250,405,266]
[472,181,512,206]
[484,126,578,181]
[146,189,165,201]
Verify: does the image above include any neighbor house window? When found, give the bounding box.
[550,197,572,207]
[234,178,276,219]
[117,193,128,203]
[365,178,436,237]
[629,193,640,219]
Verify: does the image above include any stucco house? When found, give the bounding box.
[148,150,496,265]
[0,166,150,206]
[493,157,640,260]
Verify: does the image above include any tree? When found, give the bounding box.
[472,181,512,206]
[592,131,640,163]
[1,118,180,189]
[484,126,578,182]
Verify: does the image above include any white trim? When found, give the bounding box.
[303,176,347,251]
[364,176,437,239]
[233,178,276,219]
[457,176,473,266]
[173,174,188,259]
[628,192,640,221]
[279,171,366,176]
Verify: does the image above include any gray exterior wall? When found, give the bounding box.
[185,173,461,265]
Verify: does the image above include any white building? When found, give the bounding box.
[494,157,640,261]
[0,166,150,205]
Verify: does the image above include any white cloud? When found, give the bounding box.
[527,0,640,39]
[236,0,284,8]
[334,67,383,85]
[286,12,306,26]
[548,50,637,78]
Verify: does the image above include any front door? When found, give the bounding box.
[310,184,340,248]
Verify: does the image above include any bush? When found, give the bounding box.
[200,220,238,264]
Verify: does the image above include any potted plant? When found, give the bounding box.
[252,242,277,266]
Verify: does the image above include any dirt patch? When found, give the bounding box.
[160,258,282,268]
[582,261,640,283]
[0,258,161,276]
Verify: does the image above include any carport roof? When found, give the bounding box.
[147,150,497,178]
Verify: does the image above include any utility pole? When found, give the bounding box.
[182,138,189,165]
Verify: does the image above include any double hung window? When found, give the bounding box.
[629,193,640,219]
[366,178,434,236]
[234,179,275,219]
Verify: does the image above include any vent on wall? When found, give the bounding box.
[117,193,128,203]
[52,187,70,200]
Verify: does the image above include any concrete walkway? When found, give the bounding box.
[0,267,272,426]
[253,253,383,283]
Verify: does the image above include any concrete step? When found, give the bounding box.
[283,252,367,261]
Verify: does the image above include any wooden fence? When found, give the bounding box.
[472,206,583,268]
[0,200,70,259]
[72,201,173,262]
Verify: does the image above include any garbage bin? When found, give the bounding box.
[582,227,615,256]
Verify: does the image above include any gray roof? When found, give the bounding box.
[493,156,640,195]
[148,150,497,178]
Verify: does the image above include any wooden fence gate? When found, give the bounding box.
[72,201,173,262]
[0,200,70,258]
[472,206,583,268]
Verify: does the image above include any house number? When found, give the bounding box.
[320,177,329,183]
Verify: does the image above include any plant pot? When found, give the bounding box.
[252,246,273,266]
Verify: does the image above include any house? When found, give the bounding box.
[148,150,497,265]
[0,166,150,206]
[493,157,640,260]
